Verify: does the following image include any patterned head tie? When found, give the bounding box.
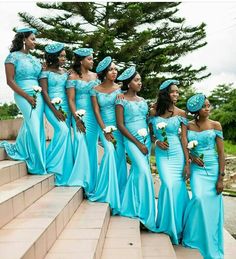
[45,42,64,54]
[117,66,136,81]
[73,48,94,57]
[159,79,179,90]
[187,93,206,113]
[96,56,112,73]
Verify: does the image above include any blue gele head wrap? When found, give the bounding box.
[16,27,37,34]
[73,48,94,57]
[45,42,65,54]
[187,93,206,113]
[117,66,136,81]
[159,79,179,90]
[96,56,112,73]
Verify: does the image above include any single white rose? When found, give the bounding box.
[187,140,198,149]
[156,122,167,130]
[75,109,86,117]
[103,125,117,133]
[33,86,42,93]
[137,128,148,137]
[51,97,62,105]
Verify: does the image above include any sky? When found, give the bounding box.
[0,0,236,103]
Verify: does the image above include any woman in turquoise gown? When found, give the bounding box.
[0,28,46,174]
[183,94,225,259]
[88,56,127,214]
[116,67,157,231]
[39,42,73,185]
[149,79,190,244]
[66,48,99,193]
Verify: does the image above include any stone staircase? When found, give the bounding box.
[0,145,236,259]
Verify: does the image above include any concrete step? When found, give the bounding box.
[101,216,142,259]
[0,174,54,228]
[0,160,27,186]
[141,231,176,259]
[0,186,83,259]
[45,200,110,259]
[0,147,9,161]
[174,245,202,259]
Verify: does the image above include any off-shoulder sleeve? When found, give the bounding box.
[66,80,76,89]
[5,52,17,65]
[39,71,49,79]
[179,116,188,126]
[215,130,224,139]
[90,79,101,88]
[115,99,125,107]
[148,116,155,125]
[90,88,97,96]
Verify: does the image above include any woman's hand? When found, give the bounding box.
[76,118,86,133]
[216,179,224,194]
[104,132,115,142]
[116,93,125,100]
[182,164,190,180]
[136,142,148,155]
[190,154,204,167]
[26,95,36,108]
[155,140,169,150]
[54,110,66,122]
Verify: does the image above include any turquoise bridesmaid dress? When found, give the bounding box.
[65,79,99,194]
[88,88,127,214]
[183,129,224,259]
[116,98,157,232]
[0,51,46,174]
[39,71,73,185]
[150,115,190,244]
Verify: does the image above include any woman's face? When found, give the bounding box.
[106,62,118,81]
[129,73,142,92]
[81,55,94,70]
[58,50,66,66]
[169,84,179,104]
[25,33,36,50]
[199,99,211,117]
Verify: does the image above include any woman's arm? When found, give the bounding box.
[67,87,85,132]
[5,63,35,107]
[180,123,190,179]
[215,122,225,194]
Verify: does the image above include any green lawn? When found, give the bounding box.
[224,140,236,156]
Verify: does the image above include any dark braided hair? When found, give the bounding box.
[45,49,64,68]
[72,54,86,77]
[155,84,175,117]
[10,32,32,52]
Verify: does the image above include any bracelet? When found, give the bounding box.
[154,139,160,146]
[220,171,225,177]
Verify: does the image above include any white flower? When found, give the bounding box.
[75,109,86,117]
[103,125,117,133]
[178,127,182,134]
[137,128,148,137]
[14,114,23,119]
[156,122,167,130]
[33,86,42,93]
[51,97,62,105]
[187,140,198,149]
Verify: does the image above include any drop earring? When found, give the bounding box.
[23,41,26,50]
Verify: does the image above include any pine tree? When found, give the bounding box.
[18,2,209,98]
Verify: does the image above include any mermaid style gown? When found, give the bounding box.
[116,98,157,232]
[150,115,190,244]
[89,88,127,214]
[183,129,224,259]
[39,71,73,185]
[0,51,46,174]
[65,79,100,193]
